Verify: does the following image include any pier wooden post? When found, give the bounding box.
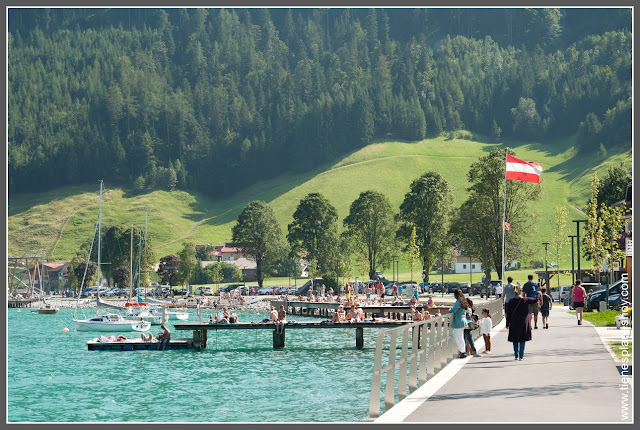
[193,330,208,351]
[356,327,364,349]
[273,327,285,349]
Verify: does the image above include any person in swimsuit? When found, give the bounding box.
[333,305,346,323]
[276,305,287,333]
[158,325,171,350]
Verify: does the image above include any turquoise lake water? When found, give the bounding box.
[7,306,390,422]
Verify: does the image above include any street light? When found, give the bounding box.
[542,242,550,290]
[568,235,577,285]
[391,256,395,284]
[573,220,587,283]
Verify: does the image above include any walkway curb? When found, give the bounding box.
[375,315,507,423]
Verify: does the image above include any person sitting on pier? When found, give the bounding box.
[412,306,423,321]
[141,333,156,342]
[158,325,171,350]
[276,305,287,333]
[427,296,435,308]
[409,296,418,307]
[422,309,432,320]
[270,306,279,323]
[333,305,347,323]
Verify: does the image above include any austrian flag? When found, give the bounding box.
[505,154,542,183]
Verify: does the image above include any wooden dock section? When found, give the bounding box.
[8,299,38,308]
[87,338,194,351]
[271,300,449,320]
[174,320,415,350]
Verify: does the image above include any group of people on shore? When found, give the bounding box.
[451,274,587,361]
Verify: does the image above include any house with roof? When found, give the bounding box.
[451,256,483,274]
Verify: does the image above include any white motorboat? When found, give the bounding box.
[125,302,168,325]
[166,309,189,321]
[73,313,151,332]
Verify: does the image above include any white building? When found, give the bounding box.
[452,256,483,274]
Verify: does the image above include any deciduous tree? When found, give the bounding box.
[343,190,396,280]
[397,172,452,282]
[232,200,283,288]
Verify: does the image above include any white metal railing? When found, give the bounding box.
[368,298,504,418]
[626,238,633,257]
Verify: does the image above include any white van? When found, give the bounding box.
[550,285,572,302]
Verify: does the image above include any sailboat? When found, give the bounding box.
[35,251,59,314]
[72,180,151,333]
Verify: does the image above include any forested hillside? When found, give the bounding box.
[8,8,631,197]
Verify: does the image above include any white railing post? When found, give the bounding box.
[369,299,505,419]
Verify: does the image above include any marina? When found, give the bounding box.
[7,306,393,422]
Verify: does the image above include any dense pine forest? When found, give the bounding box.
[8,8,631,197]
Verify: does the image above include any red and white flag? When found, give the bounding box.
[503,221,511,231]
[505,154,542,183]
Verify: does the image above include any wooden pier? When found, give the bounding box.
[87,338,195,351]
[174,320,414,350]
[271,300,449,320]
[8,299,38,308]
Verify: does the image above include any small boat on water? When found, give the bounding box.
[74,313,151,332]
[125,302,169,325]
[166,309,189,321]
[36,303,59,314]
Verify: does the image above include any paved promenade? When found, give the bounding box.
[377,306,633,423]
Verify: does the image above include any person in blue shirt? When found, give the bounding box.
[449,289,470,358]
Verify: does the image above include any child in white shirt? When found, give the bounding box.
[481,308,493,353]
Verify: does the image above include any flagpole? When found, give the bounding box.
[501,148,508,283]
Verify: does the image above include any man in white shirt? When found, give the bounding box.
[495,283,503,298]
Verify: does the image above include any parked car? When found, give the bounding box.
[470,282,484,296]
[275,287,289,295]
[194,286,214,295]
[286,287,297,295]
[457,282,470,294]
[257,286,273,295]
[586,281,624,311]
[550,285,572,303]
[429,282,444,293]
[446,282,460,294]
[172,288,187,296]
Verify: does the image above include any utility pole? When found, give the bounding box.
[573,220,587,283]
[568,235,577,286]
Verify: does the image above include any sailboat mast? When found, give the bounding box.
[129,224,133,302]
[97,180,103,289]
[144,210,148,298]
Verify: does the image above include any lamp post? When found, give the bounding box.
[469,256,472,286]
[573,220,587,283]
[542,242,550,290]
[391,256,395,284]
[568,235,577,286]
[441,251,445,297]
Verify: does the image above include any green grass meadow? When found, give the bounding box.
[8,134,631,273]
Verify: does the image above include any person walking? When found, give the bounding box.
[522,274,540,329]
[502,276,516,309]
[449,289,470,359]
[540,287,552,329]
[480,308,492,353]
[572,280,587,325]
[463,297,481,357]
[505,286,538,360]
